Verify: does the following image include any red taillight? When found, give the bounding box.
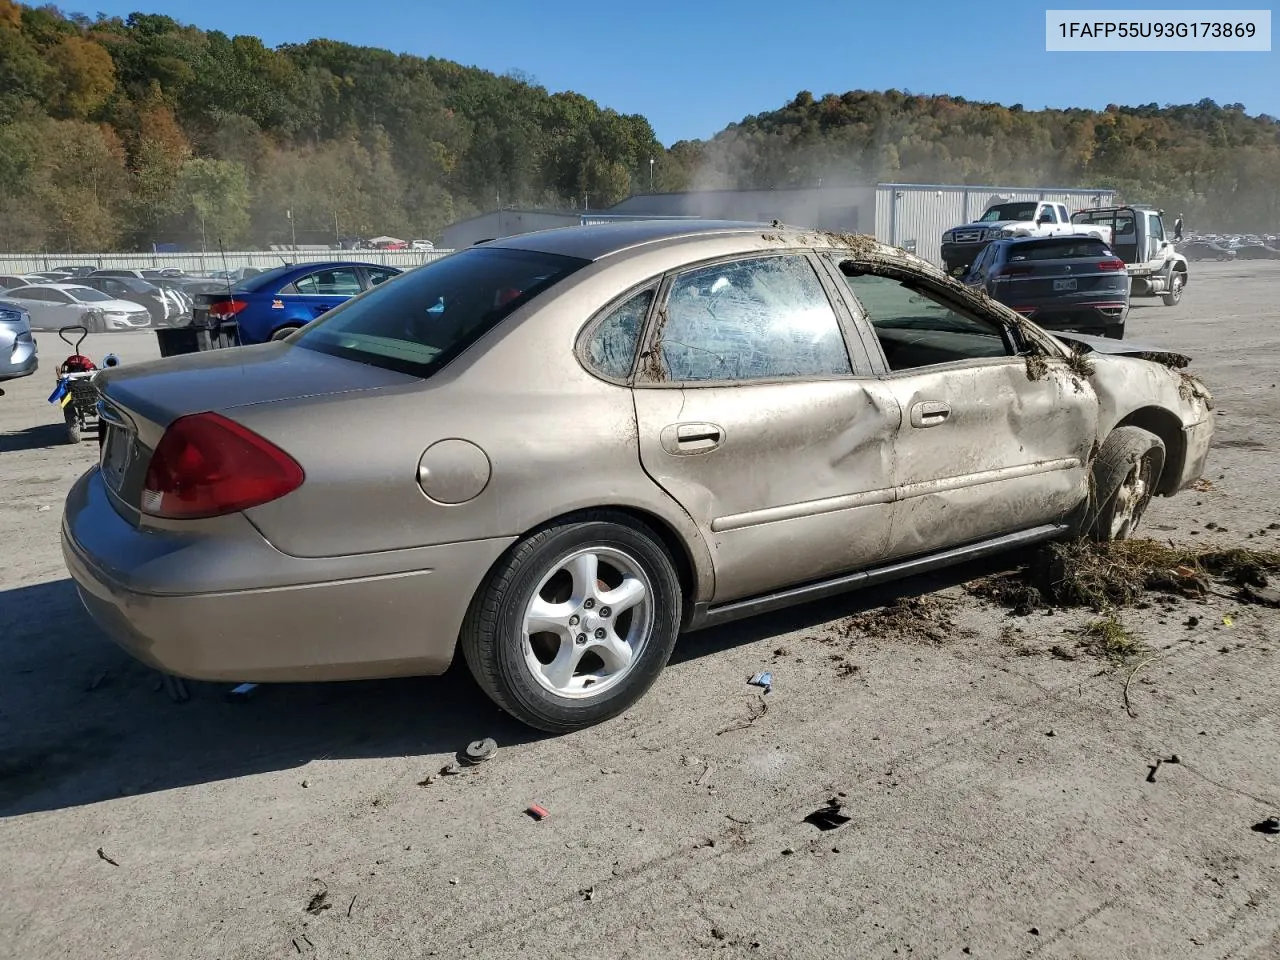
[1097,258,1126,271]
[142,412,304,519]
[209,299,248,320]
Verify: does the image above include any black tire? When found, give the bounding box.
[460,512,683,733]
[270,325,301,341]
[64,409,82,444]
[1162,270,1185,306]
[1102,322,1125,340]
[1082,426,1165,542]
[84,312,104,334]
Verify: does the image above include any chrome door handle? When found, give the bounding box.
[910,400,951,428]
[661,422,724,455]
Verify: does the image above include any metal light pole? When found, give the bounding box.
[287,209,296,248]
[649,157,654,193]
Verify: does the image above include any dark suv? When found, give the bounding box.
[962,235,1131,339]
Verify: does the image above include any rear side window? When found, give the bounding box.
[294,268,362,296]
[291,247,589,378]
[1009,239,1112,261]
[581,287,654,381]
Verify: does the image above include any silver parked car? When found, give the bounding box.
[0,298,38,384]
[63,221,1214,731]
[5,283,152,331]
[76,275,186,326]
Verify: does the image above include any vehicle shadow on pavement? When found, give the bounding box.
[0,423,71,453]
[0,553,1025,818]
[0,579,540,818]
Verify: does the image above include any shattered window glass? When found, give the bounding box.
[583,287,653,380]
[657,256,851,382]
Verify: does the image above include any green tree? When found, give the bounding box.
[177,157,250,249]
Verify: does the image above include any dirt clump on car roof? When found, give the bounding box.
[821,232,881,255]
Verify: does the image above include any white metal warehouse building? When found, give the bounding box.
[874,183,1116,266]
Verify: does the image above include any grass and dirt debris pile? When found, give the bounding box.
[969,539,1280,613]
[832,594,970,646]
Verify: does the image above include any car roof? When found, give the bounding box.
[484,218,864,261]
[21,283,93,292]
[284,260,387,270]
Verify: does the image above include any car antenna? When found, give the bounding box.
[217,238,242,346]
[218,238,234,299]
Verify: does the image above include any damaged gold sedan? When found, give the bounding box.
[63,221,1213,731]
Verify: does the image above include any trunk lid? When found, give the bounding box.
[993,256,1128,302]
[94,342,420,517]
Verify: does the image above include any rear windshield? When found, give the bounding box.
[1008,239,1112,261]
[290,247,590,378]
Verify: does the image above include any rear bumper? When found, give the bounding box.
[1009,303,1129,330]
[61,467,515,682]
[0,351,37,382]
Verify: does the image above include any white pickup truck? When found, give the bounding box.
[941,200,1112,275]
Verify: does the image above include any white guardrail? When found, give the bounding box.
[0,249,456,275]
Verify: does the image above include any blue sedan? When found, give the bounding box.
[204,261,403,344]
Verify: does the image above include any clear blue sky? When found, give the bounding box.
[90,0,1277,145]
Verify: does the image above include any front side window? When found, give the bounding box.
[367,268,400,287]
[291,247,589,378]
[652,255,851,383]
[834,269,1013,372]
[294,268,362,297]
[581,287,654,381]
[1038,205,1059,223]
